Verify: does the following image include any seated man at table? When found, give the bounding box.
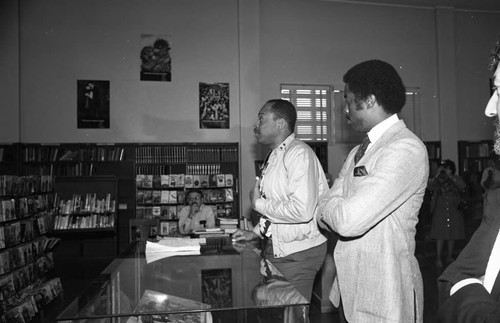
[178,189,216,234]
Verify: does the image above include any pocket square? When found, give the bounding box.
[354,166,368,177]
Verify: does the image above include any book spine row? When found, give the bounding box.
[0,175,53,196]
[135,146,186,164]
[23,163,101,177]
[464,143,492,157]
[22,146,126,162]
[186,147,238,162]
[1,276,63,322]
[53,213,115,230]
[0,195,54,224]
[0,212,54,250]
[57,193,115,215]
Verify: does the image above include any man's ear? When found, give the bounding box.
[276,118,286,131]
[366,95,376,109]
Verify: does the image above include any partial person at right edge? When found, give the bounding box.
[437,38,500,323]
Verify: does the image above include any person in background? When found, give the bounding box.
[481,155,500,225]
[437,38,500,322]
[428,159,466,268]
[178,189,215,234]
[317,59,428,322]
[232,99,328,303]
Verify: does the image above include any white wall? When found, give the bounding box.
[2,0,500,219]
[456,11,500,140]
[259,0,440,176]
[19,0,241,143]
[0,0,19,143]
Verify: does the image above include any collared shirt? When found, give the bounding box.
[484,229,500,292]
[366,113,399,152]
[254,133,328,239]
[178,204,215,234]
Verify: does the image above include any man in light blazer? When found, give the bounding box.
[436,38,500,323]
[317,60,429,322]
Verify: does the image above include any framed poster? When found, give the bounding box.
[199,82,229,129]
[159,219,179,237]
[140,34,172,82]
[77,80,110,129]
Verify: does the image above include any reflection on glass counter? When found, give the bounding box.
[55,237,310,323]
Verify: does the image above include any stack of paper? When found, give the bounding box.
[145,238,201,263]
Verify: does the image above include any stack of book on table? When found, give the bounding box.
[217,218,239,234]
[193,227,230,238]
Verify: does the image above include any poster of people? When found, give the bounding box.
[140,34,172,82]
[199,82,230,129]
[77,80,110,129]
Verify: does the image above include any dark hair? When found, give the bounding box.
[440,159,456,174]
[187,189,203,200]
[343,59,406,114]
[489,39,500,72]
[265,99,297,132]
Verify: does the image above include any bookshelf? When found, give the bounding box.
[0,143,19,176]
[134,143,240,234]
[307,142,328,173]
[0,175,62,322]
[21,143,134,177]
[21,143,136,254]
[19,142,241,251]
[51,176,118,279]
[457,140,494,221]
[424,141,441,167]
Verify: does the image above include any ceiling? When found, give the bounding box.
[322,0,500,11]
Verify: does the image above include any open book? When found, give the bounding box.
[145,238,203,263]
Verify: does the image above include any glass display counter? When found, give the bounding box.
[55,237,310,322]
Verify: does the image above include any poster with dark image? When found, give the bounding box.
[140,34,172,82]
[201,268,232,308]
[199,82,229,129]
[77,80,110,129]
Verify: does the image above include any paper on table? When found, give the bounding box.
[145,239,201,264]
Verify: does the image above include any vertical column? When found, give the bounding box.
[435,6,459,164]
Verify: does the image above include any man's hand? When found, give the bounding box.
[232,229,259,242]
[188,204,200,218]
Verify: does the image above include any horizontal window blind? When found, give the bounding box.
[280,85,331,142]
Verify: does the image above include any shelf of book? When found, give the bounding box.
[51,176,118,279]
[19,142,241,253]
[424,141,441,163]
[0,175,62,323]
[458,140,494,221]
[0,143,20,176]
[134,143,240,235]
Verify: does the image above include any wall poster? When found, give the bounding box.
[199,82,229,129]
[140,34,172,82]
[77,80,110,129]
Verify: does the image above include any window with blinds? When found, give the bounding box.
[280,84,331,142]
